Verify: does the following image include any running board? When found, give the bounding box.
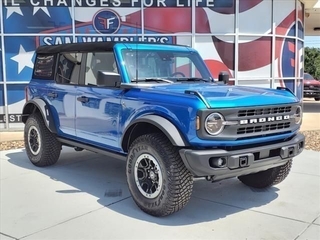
[57,138,127,161]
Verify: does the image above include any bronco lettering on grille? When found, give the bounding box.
[239,115,290,125]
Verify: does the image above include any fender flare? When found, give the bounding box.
[22,98,58,134]
[122,115,189,150]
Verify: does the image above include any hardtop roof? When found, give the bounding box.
[36,42,116,54]
[36,41,188,54]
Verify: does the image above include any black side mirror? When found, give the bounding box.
[97,71,121,88]
[218,71,229,84]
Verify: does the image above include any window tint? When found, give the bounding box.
[56,52,82,84]
[85,52,118,86]
[33,54,55,79]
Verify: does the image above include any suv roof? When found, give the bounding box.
[36,42,188,54]
[36,42,116,54]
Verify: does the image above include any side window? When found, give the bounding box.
[85,52,118,86]
[56,52,82,84]
[33,54,55,79]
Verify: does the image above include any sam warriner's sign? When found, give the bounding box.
[3,0,233,8]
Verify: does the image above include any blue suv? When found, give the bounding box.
[22,42,305,216]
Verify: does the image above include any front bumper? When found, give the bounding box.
[304,89,320,97]
[179,133,305,180]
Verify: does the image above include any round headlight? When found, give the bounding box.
[205,113,225,135]
[295,106,302,124]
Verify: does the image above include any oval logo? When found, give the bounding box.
[93,9,120,34]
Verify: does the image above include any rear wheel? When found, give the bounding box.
[315,97,320,101]
[238,160,292,188]
[126,133,193,217]
[24,113,61,167]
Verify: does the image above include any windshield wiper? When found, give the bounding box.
[175,77,211,82]
[132,78,174,83]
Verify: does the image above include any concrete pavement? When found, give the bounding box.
[0,147,319,239]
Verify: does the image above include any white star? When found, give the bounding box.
[33,7,51,17]
[6,7,23,19]
[11,45,35,74]
[62,62,69,73]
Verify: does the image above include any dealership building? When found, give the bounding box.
[0,0,319,130]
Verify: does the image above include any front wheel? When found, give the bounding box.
[315,97,320,101]
[126,133,193,217]
[238,160,292,188]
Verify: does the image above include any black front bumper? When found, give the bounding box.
[304,89,320,97]
[179,133,305,180]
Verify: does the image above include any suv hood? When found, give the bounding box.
[151,83,299,108]
[304,79,320,86]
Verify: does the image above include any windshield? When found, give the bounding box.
[304,73,315,80]
[121,50,212,82]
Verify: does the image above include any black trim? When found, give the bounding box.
[57,138,126,161]
[36,41,187,54]
[196,103,301,141]
[121,115,189,149]
[36,42,116,54]
[22,99,58,134]
[179,133,305,178]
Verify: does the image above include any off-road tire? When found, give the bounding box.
[238,160,292,188]
[315,97,320,101]
[126,133,193,217]
[24,113,61,167]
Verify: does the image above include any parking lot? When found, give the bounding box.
[0,100,319,240]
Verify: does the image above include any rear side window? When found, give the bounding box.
[56,52,82,85]
[33,54,56,79]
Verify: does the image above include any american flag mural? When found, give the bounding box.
[0,0,304,127]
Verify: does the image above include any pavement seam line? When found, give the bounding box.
[293,214,320,240]
[194,196,313,225]
[291,171,320,177]
[18,196,131,240]
[0,232,18,240]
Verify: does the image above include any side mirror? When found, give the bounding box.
[97,71,121,88]
[218,71,229,84]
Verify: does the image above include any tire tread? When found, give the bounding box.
[24,113,61,167]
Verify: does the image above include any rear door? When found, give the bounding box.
[46,52,83,138]
[75,51,123,151]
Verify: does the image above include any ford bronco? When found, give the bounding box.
[22,42,305,217]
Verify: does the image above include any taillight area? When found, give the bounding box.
[25,86,29,102]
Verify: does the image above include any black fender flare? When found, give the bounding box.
[22,98,58,134]
[122,115,189,150]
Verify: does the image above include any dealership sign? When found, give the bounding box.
[3,0,233,7]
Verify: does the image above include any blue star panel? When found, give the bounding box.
[2,6,72,33]
[7,84,27,106]
[4,36,36,82]
[0,39,3,82]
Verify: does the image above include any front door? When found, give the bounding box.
[75,51,123,151]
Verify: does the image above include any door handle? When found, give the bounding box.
[48,92,58,98]
[77,96,89,103]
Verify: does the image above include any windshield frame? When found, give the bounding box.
[120,49,213,83]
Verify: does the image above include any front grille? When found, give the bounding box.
[305,85,320,90]
[237,122,291,135]
[238,106,291,117]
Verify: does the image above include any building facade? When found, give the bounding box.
[0,0,305,129]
